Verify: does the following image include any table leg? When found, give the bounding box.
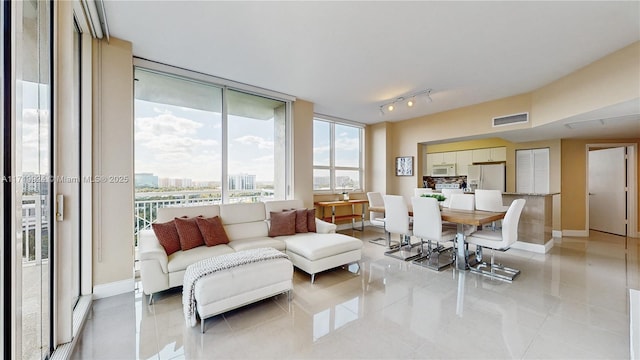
[455,223,469,270]
[360,203,366,231]
[331,205,336,224]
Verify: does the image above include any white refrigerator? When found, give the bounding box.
[467,163,505,191]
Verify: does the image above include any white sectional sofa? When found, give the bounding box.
[138,199,362,299]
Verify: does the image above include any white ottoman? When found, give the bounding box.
[192,254,293,333]
[284,233,363,283]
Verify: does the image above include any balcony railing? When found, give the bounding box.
[22,195,49,265]
[19,190,274,265]
[134,189,274,244]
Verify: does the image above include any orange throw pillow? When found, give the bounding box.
[152,220,181,256]
[295,209,309,233]
[174,217,205,251]
[269,210,296,237]
[307,208,317,232]
[196,216,230,246]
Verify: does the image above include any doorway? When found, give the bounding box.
[587,144,638,238]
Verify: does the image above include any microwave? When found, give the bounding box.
[431,164,456,177]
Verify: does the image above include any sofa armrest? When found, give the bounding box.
[138,229,169,274]
[315,218,337,234]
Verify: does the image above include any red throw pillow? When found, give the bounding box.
[196,216,230,246]
[152,220,181,256]
[307,208,317,232]
[269,210,296,237]
[295,209,309,233]
[174,217,205,251]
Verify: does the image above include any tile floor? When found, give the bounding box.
[71,228,639,359]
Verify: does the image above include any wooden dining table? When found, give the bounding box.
[368,205,506,270]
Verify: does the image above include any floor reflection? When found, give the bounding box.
[72,228,638,359]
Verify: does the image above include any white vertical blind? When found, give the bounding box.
[516,148,549,193]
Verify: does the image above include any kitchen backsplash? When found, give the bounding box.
[423,176,467,190]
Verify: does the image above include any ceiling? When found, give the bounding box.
[102,1,640,142]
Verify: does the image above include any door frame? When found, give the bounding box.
[585,143,638,238]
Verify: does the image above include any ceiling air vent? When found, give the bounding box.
[492,112,529,127]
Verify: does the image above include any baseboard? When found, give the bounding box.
[93,278,135,299]
[562,229,589,237]
[552,230,562,238]
[631,289,640,359]
[511,239,553,254]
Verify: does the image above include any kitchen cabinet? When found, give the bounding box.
[428,152,456,165]
[426,152,457,175]
[472,147,506,163]
[455,150,472,175]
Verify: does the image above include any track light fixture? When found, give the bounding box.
[379,89,432,115]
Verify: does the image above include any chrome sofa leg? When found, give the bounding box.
[148,293,153,305]
[311,273,316,283]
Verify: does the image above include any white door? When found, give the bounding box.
[588,147,626,236]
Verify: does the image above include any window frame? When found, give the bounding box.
[312,115,364,193]
[132,58,294,202]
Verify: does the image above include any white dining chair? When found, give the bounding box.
[465,198,526,281]
[414,188,434,197]
[383,195,421,261]
[411,196,456,271]
[367,192,389,246]
[474,189,509,230]
[447,193,477,236]
[441,188,464,208]
[474,189,509,212]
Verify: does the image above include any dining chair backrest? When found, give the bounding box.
[367,192,385,227]
[367,192,384,207]
[414,188,434,197]
[411,196,444,241]
[448,193,475,211]
[475,189,508,212]
[500,199,526,248]
[441,188,464,207]
[383,195,410,235]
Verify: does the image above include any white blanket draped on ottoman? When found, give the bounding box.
[182,247,289,327]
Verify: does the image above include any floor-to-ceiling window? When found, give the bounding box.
[313,117,363,192]
[133,63,291,243]
[18,0,52,359]
[1,0,7,356]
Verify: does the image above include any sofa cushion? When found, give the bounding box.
[220,202,266,225]
[269,210,296,237]
[151,220,181,256]
[196,216,230,246]
[283,233,362,261]
[175,217,205,250]
[167,244,235,273]
[307,209,317,232]
[226,237,286,252]
[295,209,308,233]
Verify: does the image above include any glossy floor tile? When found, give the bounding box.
[72,229,639,359]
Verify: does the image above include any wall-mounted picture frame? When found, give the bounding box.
[396,156,414,176]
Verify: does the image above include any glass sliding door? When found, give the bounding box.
[18,0,52,359]
[1,0,7,356]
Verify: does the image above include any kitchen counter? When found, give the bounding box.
[502,193,556,253]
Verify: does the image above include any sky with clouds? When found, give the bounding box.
[135,99,278,183]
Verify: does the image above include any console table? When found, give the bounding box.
[315,199,368,231]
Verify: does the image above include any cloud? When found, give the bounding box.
[136,114,203,137]
[234,135,273,150]
[335,136,360,151]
